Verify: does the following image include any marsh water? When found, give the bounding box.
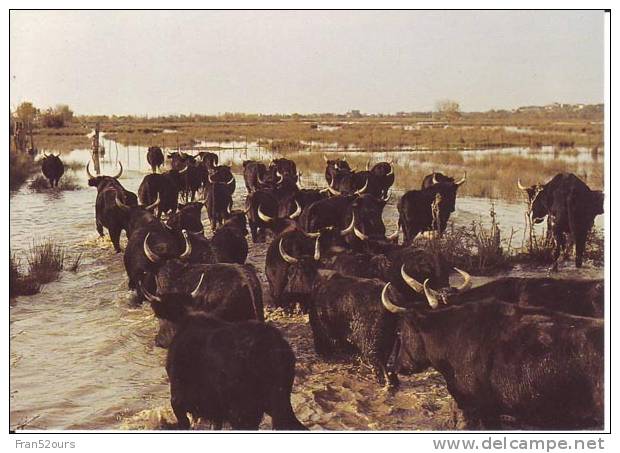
[10,140,604,430]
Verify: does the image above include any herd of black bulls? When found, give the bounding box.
[41,144,603,430]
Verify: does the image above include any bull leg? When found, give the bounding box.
[575,234,586,268]
[550,230,566,272]
[171,396,191,430]
[96,220,105,237]
[109,227,122,253]
[249,220,259,243]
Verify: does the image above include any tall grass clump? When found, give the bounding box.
[26,239,66,284]
[10,151,37,191]
[418,205,512,275]
[28,172,81,192]
[10,253,41,298]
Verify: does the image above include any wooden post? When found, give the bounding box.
[92,122,101,175]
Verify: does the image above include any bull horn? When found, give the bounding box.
[144,194,160,211]
[432,173,439,185]
[190,273,205,299]
[386,164,394,176]
[54,153,61,158]
[517,178,528,191]
[115,193,130,211]
[381,282,408,314]
[140,281,161,303]
[400,264,424,293]
[327,180,341,196]
[303,230,321,238]
[453,267,472,292]
[278,239,298,264]
[179,165,188,174]
[256,172,265,185]
[340,213,355,236]
[354,178,368,195]
[179,229,192,259]
[257,204,274,222]
[227,175,235,185]
[227,204,232,214]
[143,232,161,263]
[354,224,368,241]
[423,279,440,309]
[314,236,321,261]
[208,173,214,184]
[43,152,50,158]
[366,160,371,171]
[276,171,283,184]
[382,191,391,203]
[289,200,302,219]
[455,171,467,186]
[86,161,95,178]
[113,161,123,179]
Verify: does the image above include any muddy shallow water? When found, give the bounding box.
[10,142,604,430]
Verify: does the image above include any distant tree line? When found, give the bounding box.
[11,101,74,129]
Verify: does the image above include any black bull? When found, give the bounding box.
[381,284,603,430]
[40,153,65,187]
[518,172,603,270]
[398,176,465,244]
[147,260,264,348]
[146,293,305,430]
[146,146,164,173]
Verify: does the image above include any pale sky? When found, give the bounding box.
[10,10,605,115]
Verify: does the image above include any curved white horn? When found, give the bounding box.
[354,178,368,195]
[314,236,321,261]
[289,200,302,219]
[276,171,283,183]
[354,224,368,241]
[113,161,123,179]
[381,282,408,314]
[179,165,188,174]
[257,204,274,222]
[366,160,371,171]
[432,173,439,185]
[179,229,192,259]
[144,194,160,211]
[140,281,161,303]
[455,171,467,186]
[143,232,161,263]
[400,264,424,293]
[190,273,205,298]
[278,239,298,264]
[227,175,235,185]
[423,279,440,309]
[517,178,528,191]
[382,190,391,203]
[86,161,95,178]
[115,193,130,211]
[327,182,341,196]
[386,164,394,176]
[453,267,472,292]
[340,213,355,236]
